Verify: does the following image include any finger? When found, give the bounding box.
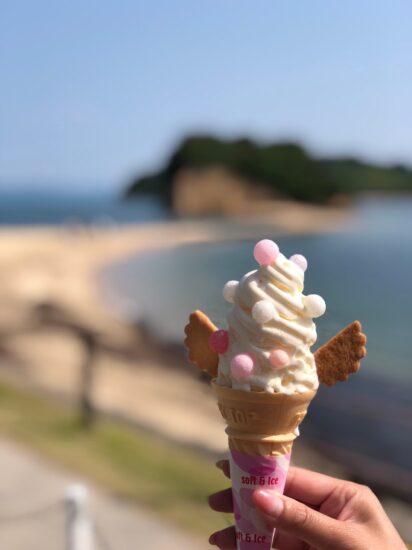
[253,490,350,550]
[285,467,341,506]
[215,464,340,504]
[216,459,230,479]
[208,488,233,513]
[209,525,236,549]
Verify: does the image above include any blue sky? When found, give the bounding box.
[1,0,411,192]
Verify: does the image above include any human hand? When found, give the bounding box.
[208,460,406,550]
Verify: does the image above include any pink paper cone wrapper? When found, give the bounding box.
[230,449,291,550]
[211,381,315,549]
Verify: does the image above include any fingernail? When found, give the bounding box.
[208,533,217,545]
[254,490,284,517]
[216,460,225,470]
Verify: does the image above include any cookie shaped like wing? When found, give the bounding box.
[315,321,367,386]
[184,310,219,377]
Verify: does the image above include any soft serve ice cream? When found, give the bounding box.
[211,239,326,395]
[185,238,365,550]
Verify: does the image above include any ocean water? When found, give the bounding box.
[102,195,412,488]
[0,190,171,225]
[1,189,410,486]
[103,195,412,383]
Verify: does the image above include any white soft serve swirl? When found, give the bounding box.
[217,254,320,394]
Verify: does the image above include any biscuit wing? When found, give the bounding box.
[184,310,219,377]
[314,321,367,386]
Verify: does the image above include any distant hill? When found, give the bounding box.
[126,135,412,209]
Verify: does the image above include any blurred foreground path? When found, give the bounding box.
[0,438,208,550]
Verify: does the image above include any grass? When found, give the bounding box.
[0,382,230,535]
[2,382,410,547]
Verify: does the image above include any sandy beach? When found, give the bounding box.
[0,205,411,540]
[0,203,350,449]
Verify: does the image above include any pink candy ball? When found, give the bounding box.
[290,254,308,272]
[230,354,255,379]
[253,239,279,267]
[269,349,289,368]
[209,330,229,354]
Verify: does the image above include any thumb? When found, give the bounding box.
[252,489,349,550]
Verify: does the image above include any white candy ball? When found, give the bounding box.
[304,294,326,318]
[223,280,238,303]
[290,254,308,272]
[252,300,276,324]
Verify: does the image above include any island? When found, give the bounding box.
[126,135,412,216]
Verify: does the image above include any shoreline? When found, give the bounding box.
[0,201,351,331]
[0,205,352,460]
[0,209,411,537]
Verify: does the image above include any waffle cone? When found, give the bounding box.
[212,380,316,456]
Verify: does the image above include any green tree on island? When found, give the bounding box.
[126,135,412,206]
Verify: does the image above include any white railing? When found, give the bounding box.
[0,483,112,550]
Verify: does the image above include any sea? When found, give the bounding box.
[101,193,412,495]
[1,189,411,495]
[0,189,171,226]
[103,195,412,382]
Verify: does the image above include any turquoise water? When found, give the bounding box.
[104,195,412,383]
[0,190,170,225]
[103,195,412,489]
[2,189,410,486]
